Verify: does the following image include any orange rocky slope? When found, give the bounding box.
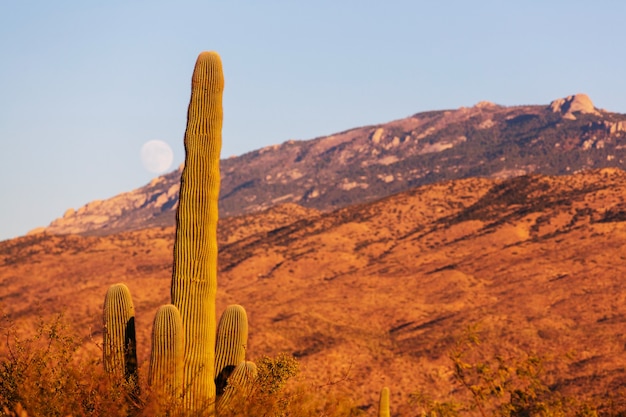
[2,169,626,413]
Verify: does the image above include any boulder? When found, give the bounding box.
[549,93,600,119]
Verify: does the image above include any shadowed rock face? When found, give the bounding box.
[34,94,626,237]
[4,169,626,413]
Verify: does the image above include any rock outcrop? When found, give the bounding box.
[34,166,184,236]
[549,93,600,119]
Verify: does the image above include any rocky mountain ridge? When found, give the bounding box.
[36,93,626,236]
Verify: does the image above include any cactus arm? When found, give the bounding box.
[102,283,138,383]
[148,304,184,406]
[215,361,258,415]
[215,304,249,397]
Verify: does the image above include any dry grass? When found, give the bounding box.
[0,312,137,416]
[0,313,361,416]
[1,314,625,416]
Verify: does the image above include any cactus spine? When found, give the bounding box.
[102,283,138,383]
[378,386,390,417]
[171,50,223,412]
[215,304,249,397]
[148,304,184,402]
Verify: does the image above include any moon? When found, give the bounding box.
[140,140,174,174]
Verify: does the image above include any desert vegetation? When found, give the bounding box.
[0,312,359,416]
[2,313,626,416]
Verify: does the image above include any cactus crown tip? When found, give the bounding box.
[106,282,131,295]
[196,50,223,68]
[191,50,224,92]
[198,50,220,58]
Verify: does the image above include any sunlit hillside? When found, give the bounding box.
[2,169,626,414]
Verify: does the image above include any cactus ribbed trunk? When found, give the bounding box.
[103,283,138,382]
[171,51,224,412]
[149,304,183,404]
[215,361,257,415]
[215,304,248,396]
[378,387,390,417]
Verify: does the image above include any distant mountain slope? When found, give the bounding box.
[4,169,626,412]
[39,93,626,236]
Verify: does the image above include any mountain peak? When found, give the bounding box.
[474,100,498,109]
[549,93,600,119]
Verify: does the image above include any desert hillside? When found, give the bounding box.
[2,169,626,414]
[37,94,626,237]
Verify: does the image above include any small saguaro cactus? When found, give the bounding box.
[216,361,258,415]
[378,386,390,417]
[102,283,138,383]
[148,304,184,402]
[215,304,249,396]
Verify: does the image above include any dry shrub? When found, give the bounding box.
[216,353,362,417]
[410,325,626,417]
[0,315,360,416]
[0,312,136,417]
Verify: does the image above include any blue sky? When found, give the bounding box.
[2,1,626,241]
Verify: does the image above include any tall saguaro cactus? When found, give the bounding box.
[104,52,257,415]
[171,50,224,411]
